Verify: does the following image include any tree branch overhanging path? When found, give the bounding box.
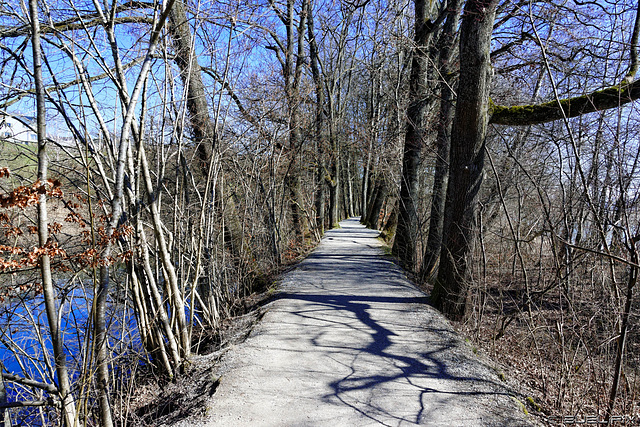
[490,78,640,126]
[191,219,533,426]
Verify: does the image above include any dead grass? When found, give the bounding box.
[451,277,640,426]
[121,289,271,426]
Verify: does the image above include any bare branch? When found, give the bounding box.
[2,373,57,394]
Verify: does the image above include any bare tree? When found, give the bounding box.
[28,0,77,424]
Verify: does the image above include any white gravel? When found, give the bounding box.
[174,218,536,426]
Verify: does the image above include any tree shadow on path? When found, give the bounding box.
[272,289,513,426]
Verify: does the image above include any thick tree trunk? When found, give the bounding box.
[364,177,380,228]
[168,0,216,160]
[432,0,499,321]
[422,96,453,278]
[168,0,250,300]
[316,154,326,235]
[421,0,462,279]
[283,0,309,239]
[362,73,382,219]
[287,169,306,237]
[381,200,399,243]
[367,179,387,230]
[328,120,340,228]
[308,0,326,237]
[392,0,435,270]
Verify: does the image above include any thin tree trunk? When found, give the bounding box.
[0,361,9,427]
[138,141,190,357]
[607,241,637,421]
[95,2,174,422]
[135,219,181,373]
[346,153,355,217]
[29,1,78,424]
[361,145,372,220]
[168,0,249,292]
[341,154,350,219]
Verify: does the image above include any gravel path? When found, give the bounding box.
[186,218,534,426]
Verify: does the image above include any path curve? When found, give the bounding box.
[188,218,533,426]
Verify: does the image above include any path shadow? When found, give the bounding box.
[271,291,509,426]
[259,218,526,425]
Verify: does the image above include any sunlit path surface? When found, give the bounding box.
[194,218,533,426]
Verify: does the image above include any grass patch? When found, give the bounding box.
[0,139,38,182]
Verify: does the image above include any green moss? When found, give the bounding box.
[266,284,278,296]
[375,236,393,255]
[490,79,640,126]
[383,230,395,244]
[511,397,528,416]
[526,396,541,412]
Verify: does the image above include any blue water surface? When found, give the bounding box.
[0,285,142,424]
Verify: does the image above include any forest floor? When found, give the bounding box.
[141,218,538,426]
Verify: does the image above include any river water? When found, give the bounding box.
[0,286,140,425]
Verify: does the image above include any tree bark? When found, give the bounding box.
[29,1,78,424]
[328,157,340,228]
[607,254,637,421]
[432,0,499,321]
[307,0,326,236]
[168,0,250,303]
[346,153,355,217]
[364,176,380,228]
[392,0,437,270]
[94,2,175,421]
[168,0,216,162]
[282,0,310,239]
[367,179,387,230]
[381,199,399,243]
[490,79,640,126]
[138,141,190,356]
[0,361,10,427]
[421,0,462,279]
